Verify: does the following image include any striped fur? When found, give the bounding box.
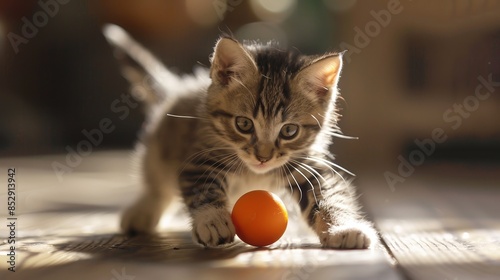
[116,33,377,249]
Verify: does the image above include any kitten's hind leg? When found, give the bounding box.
[120,191,171,235]
[121,155,176,235]
[296,176,378,249]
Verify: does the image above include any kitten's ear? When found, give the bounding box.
[210,38,257,86]
[296,54,342,103]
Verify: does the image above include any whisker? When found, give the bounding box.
[328,132,359,140]
[279,166,290,195]
[309,114,322,129]
[236,159,245,177]
[180,147,234,173]
[302,155,355,177]
[166,113,208,120]
[284,163,302,203]
[194,150,233,166]
[278,166,291,195]
[311,112,357,139]
[291,159,326,182]
[202,154,238,187]
[289,162,318,205]
[211,154,239,189]
[291,159,325,198]
[189,147,232,160]
[189,152,235,187]
[299,156,350,185]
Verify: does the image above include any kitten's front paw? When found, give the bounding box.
[192,206,236,247]
[320,224,377,249]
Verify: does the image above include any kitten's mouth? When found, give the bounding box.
[248,162,274,174]
[255,162,269,169]
[246,159,285,174]
[237,151,286,174]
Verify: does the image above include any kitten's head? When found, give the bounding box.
[206,37,342,174]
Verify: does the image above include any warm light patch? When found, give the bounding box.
[185,0,220,27]
[250,0,297,22]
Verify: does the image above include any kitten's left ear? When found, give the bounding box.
[210,38,258,87]
[296,53,342,103]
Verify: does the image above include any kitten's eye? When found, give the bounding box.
[280,124,299,139]
[235,117,254,133]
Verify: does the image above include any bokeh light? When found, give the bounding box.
[185,0,220,27]
[250,0,297,22]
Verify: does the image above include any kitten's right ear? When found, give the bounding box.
[210,38,257,86]
[295,54,343,105]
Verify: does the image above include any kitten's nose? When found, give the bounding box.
[256,155,272,163]
[255,146,274,163]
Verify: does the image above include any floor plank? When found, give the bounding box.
[359,165,500,280]
[0,151,400,280]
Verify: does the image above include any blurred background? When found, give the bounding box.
[0,0,499,178]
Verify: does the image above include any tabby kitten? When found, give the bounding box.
[112,27,377,249]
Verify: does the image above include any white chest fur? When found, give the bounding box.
[226,171,283,205]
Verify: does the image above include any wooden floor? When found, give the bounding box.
[1,151,499,280]
[360,165,500,280]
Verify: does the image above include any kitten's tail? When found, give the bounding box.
[102,24,180,105]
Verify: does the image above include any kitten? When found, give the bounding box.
[104,25,377,249]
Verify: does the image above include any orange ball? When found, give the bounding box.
[231,190,288,247]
